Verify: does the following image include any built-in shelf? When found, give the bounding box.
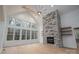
[62,33,72,35]
[74,27,79,29]
[62,29,72,32]
[61,27,72,35]
[61,27,72,29]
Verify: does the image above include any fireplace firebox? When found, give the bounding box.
[47,37,54,44]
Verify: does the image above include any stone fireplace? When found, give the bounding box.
[43,10,63,48]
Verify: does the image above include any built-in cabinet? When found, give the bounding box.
[74,27,79,48]
[61,27,78,48]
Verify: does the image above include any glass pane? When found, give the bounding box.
[9,17,15,26]
[22,21,31,28]
[15,20,21,26]
[27,30,30,40]
[35,31,38,39]
[32,31,35,39]
[22,30,26,40]
[26,22,31,28]
[7,35,13,41]
[7,28,14,41]
[32,24,37,29]
[22,22,26,27]
[14,29,20,40]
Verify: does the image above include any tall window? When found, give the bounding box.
[35,31,38,39]
[32,31,35,39]
[32,31,38,39]
[22,30,26,40]
[14,29,20,40]
[7,16,38,41]
[7,28,14,41]
[27,30,30,40]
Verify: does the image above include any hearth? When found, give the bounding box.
[47,37,54,44]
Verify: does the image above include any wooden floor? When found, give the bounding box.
[2,44,79,54]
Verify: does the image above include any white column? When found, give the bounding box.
[0,6,8,53]
[38,15,43,44]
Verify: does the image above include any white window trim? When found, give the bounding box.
[7,16,38,41]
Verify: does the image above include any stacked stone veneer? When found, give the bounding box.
[43,10,63,48]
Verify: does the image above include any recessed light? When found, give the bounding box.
[37,11,41,14]
[38,12,41,14]
[50,5,54,7]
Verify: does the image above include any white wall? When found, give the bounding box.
[61,9,79,27]
[0,6,5,53]
[0,22,4,47]
[5,5,26,16]
[0,6,3,45]
[60,9,79,48]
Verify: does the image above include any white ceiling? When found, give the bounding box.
[6,5,79,16]
[30,5,79,16]
[31,5,54,15]
[54,5,79,15]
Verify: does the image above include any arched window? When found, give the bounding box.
[7,13,38,41]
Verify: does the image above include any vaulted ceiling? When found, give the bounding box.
[32,5,79,16]
[5,5,79,17]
